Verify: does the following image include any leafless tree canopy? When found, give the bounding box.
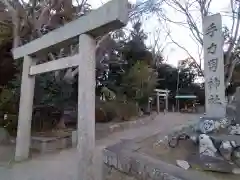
[0,0,127,82]
[133,0,240,86]
[1,0,240,86]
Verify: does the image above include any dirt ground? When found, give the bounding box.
[138,133,240,180]
[0,112,200,180]
[0,145,15,166]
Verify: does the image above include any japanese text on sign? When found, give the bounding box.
[208,77,220,90]
[205,23,217,37]
[208,94,222,105]
[203,14,225,117]
[205,22,221,105]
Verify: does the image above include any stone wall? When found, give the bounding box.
[102,139,216,180]
[104,164,137,180]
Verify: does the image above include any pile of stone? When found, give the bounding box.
[173,87,240,174]
[168,115,240,174]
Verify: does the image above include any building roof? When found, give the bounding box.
[175,95,197,99]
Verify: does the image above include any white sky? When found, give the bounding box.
[160,0,231,67]
[89,0,232,67]
[88,0,136,8]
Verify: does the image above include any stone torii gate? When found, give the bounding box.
[12,0,128,178]
[154,89,169,113]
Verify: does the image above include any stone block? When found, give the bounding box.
[146,166,165,180]
[229,124,240,135]
[203,14,226,118]
[117,152,131,173]
[129,158,145,178]
[0,128,10,144]
[71,130,77,147]
[31,136,71,154]
[140,163,154,179]
[111,155,118,168]
[40,142,47,154]
[103,149,118,168]
[102,163,112,177]
[61,138,67,148]
[211,134,240,145]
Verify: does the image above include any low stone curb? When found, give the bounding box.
[31,136,72,154]
[103,139,217,180]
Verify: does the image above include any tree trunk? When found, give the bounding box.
[56,116,66,129]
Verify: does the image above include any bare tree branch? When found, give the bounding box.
[226,3,240,66]
[164,22,203,76]
[226,57,239,86]
[230,0,236,36]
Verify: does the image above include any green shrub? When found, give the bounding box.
[0,114,18,136]
[121,61,157,108]
[115,101,139,121]
[0,88,17,113]
[96,99,139,122]
[96,101,118,122]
